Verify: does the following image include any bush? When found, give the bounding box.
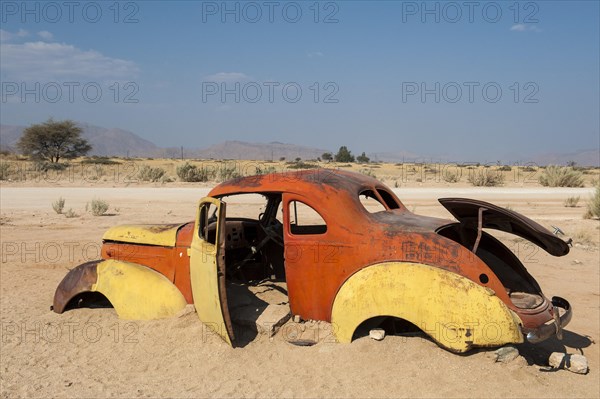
[359,168,376,178]
[81,156,121,165]
[286,161,319,170]
[34,161,69,172]
[443,171,460,183]
[217,164,240,181]
[498,165,512,171]
[255,165,277,175]
[91,199,109,216]
[52,197,65,214]
[539,165,584,187]
[64,208,78,218]
[0,163,10,180]
[563,196,580,207]
[176,162,214,182]
[584,186,600,219]
[138,165,166,182]
[467,170,504,186]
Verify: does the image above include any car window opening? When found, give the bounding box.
[289,200,327,235]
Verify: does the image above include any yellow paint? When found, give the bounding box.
[190,197,233,345]
[102,223,185,247]
[92,259,187,320]
[331,262,523,352]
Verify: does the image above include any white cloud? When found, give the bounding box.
[0,40,139,81]
[0,30,10,42]
[307,51,324,58]
[37,31,54,41]
[510,24,542,33]
[204,72,249,82]
[0,29,29,42]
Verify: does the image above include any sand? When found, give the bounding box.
[1,184,599,398]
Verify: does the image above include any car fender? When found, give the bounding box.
[53,259,187,320]
[330,261,523,352]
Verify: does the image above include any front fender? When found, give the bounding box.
[53,259,187,320]
[330,262,523,353]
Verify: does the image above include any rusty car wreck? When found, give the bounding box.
[53,169,572,352]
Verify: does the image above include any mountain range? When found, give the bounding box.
[1,123,598,166]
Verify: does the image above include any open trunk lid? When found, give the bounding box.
[439,198,570,257]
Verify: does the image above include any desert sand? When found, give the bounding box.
[1,179,599,398]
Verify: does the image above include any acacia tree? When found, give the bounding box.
[356,152,370,163]
[334,146,355,163]
[321,152,333,162]
[17,119,91,162]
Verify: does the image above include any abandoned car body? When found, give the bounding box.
[53,169,572,352]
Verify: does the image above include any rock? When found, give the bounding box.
[568,354,589,374]
[231,304,291,337]
[549,352,589,374]
[549,352,566,368]
[369,328,385,341]
[256,305,291,337]
[495,345,519,363]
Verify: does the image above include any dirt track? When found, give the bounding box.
[1,186,599,398]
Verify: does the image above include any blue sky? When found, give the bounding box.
[1,1,599,162]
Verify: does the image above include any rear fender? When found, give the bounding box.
[53,259,187,320]
[331,262,524,353]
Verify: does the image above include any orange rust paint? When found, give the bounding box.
[101,222,195,304]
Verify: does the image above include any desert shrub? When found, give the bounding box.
[467,170,504,186]
[0,163,11,180]
[255,165,277,175]
[52,197,65,214]
[521,165,536,172]
[563,196,580,207]
[584,186,600,219]
[443,171,460,183]
[64,208,78,218]
[359,168,376,178]
[91,199,109,216]
[34,161,69,172]
[286,161,319,170]
[81,156,121,165]
[498,165,512,171]
[176,162,214,182]
[138,165,166,182]
[217,165,240,181]
[539,165,584,187]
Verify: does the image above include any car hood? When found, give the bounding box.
[438,198,569,256]
[102,223,187,247]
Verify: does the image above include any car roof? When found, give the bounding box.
[208,168,386,199]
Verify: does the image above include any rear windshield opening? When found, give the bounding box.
[359,189,401,213]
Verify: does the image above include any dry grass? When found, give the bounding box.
[539,165,584,187]
[1,155,598,187]
[563,196,580,207]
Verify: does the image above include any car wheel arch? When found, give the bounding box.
[53,259,187,320]
[330,261,524,353]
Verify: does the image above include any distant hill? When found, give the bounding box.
[1,123,598,166]
[189,140,328,161]
[531,150,600,168]
[0,123,159,157]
